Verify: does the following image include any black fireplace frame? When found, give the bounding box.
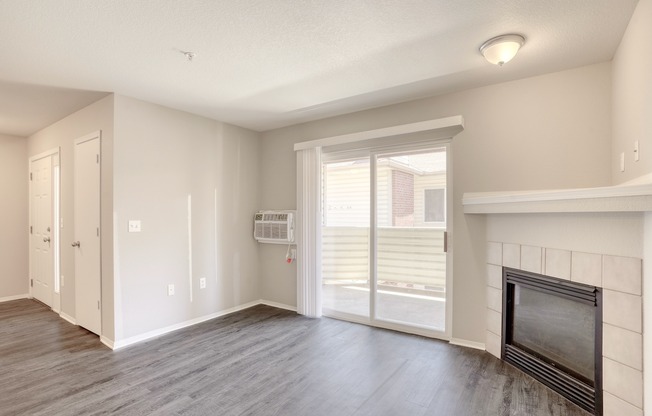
[501,267,603,415]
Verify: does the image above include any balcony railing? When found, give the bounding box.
[322,226,446,289]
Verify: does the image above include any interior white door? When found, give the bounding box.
[30,156,53,306]
[74,133,101,335]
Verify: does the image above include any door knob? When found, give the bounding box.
[71,241,80,247]
[43,237,50,243]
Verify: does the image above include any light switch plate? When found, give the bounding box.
[128,220,141,233]
[167,284,175,296]
[199,277,206,289]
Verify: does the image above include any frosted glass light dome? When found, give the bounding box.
[480,34,525,66]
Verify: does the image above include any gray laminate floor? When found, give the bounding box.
[0,299,590,416]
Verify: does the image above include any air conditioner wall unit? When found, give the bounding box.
[253,210,296,244]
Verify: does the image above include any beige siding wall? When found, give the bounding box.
[323,162,391,226]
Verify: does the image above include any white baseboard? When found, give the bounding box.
[100,336,115,349]
[449,338,486,351]
[60,312,77,325]
[0,294,29,303]
[259,299,297,312]
[111,300,262,350]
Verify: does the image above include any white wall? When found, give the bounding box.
[612,0,652,184]
[0,134,28,300]
[112,95,261,341]
[259,62,612,343]
[27,95,115,338]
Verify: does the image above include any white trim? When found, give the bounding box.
[449,338,486,350]
[60,312,77,325]
[29,147,60,163]
[259,299,297,312]
[100,336,115,349]
[111,300,262,350]
[294,116,464,151]
[0,294,29,303]
[463,183,652,213]
[187,194,193,303]
[74,130,101,146]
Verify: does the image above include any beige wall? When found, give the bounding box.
[0,134,28,300]
[112,95,261,341]
[27,95,115,338]
[260,62,612,343]
[612,0,652,184]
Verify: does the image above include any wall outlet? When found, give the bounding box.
[199,277,206,289]
[128,220,142,233]
[634,140,640,162]
[167,284,175,296]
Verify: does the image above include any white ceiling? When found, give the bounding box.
[0,0,639,137]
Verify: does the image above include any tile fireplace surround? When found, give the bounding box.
[463,183,652,416]
[486,242,642,415]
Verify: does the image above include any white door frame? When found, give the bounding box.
[28,148,61,309]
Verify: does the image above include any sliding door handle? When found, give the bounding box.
[71,241,80,247]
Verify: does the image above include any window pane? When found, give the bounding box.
[424,188,445,223]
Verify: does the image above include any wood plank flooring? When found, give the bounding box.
[0,299,590,416]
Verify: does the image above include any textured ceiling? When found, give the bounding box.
[0,0,639,136]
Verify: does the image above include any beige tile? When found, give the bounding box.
[486,309,502,337]
[487,241,502,266]
[603,323,642,371]
[603,255,642,296]
[520,245,542,274]
[603,357,643,409]
[571,251,602,287]
[544,248,571,280]
[603,392,642,416]
[603,290,642,333]
[502,243,520,269]
[486,331,501,359]
[487,287,502,313]
[487,264,502,289]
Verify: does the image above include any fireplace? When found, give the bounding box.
[502,267,602,415]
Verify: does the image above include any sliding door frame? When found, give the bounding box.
[321,140,453,341]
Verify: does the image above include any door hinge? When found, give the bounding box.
[97,227,100,237]
[98,301,100,310]
[30,279,33,287]
[96,154,99,164]
[30,172,33,181]
[443,231,448,253]
[30,226,33,234]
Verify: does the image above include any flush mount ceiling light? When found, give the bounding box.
[479,34,525,66]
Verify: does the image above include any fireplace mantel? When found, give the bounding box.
[463,183,652,214]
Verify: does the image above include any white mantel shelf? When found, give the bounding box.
[463,183,652,214]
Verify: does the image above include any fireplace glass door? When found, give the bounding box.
[511,284,595,384]
[503,268,602,415]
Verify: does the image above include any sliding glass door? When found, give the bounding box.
[321,146,449,336]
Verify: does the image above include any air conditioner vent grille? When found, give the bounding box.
[253,210,295,244]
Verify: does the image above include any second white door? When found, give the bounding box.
[74,132,101,335]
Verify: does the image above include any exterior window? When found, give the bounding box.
[424,188,445,223]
